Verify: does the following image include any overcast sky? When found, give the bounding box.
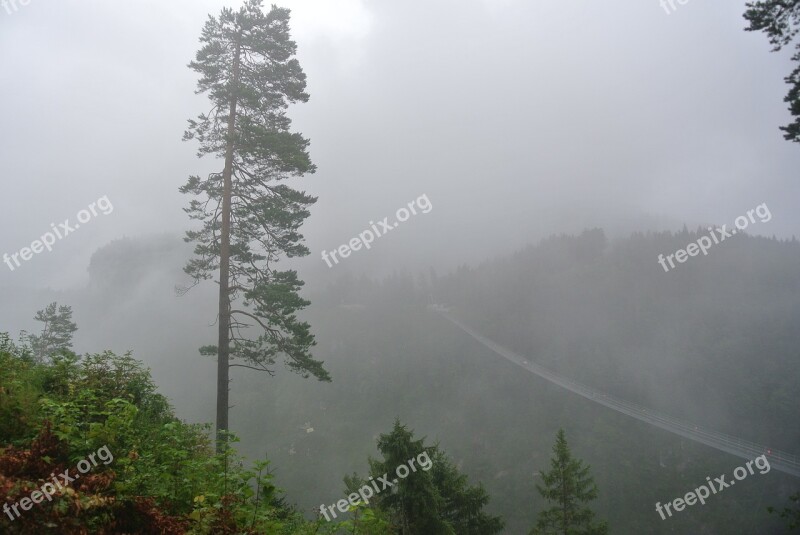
[1,0,799,291]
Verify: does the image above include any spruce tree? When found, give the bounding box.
[366,420,504,534]
[430,449,505,534]
[181,0,329,450]
[28,302,77,362]
[369,420,449,534]
[531,429,608,535]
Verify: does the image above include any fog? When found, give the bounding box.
[2,0,799,291]
[1,1,799,533]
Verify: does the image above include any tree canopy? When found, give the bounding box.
[531,429,608,535]
[745,0,800,143]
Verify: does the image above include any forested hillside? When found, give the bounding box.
[3,0,800,532]
[2,228,799,533]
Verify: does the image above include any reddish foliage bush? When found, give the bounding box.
[1,422,189,534]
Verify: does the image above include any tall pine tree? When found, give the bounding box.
[181,0,329,450]
[531,429,608,535]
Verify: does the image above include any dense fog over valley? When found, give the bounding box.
[1,1,799,533]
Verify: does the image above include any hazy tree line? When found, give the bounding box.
[2,0,799,533]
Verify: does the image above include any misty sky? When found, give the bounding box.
[1,0,799,291]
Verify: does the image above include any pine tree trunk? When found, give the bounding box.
[216,35,242,454]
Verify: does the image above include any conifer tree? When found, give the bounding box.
[531,429,608,535]
[429,449,505,534]
[369,420,448,534]
[744,1,800,143]
[181,0,329,450]
[366,420,504,534]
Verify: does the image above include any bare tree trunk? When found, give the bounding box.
[216,35,242,454]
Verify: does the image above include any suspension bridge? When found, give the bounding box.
[440,310,800,478]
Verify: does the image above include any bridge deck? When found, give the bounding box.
[442,312,800,478]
